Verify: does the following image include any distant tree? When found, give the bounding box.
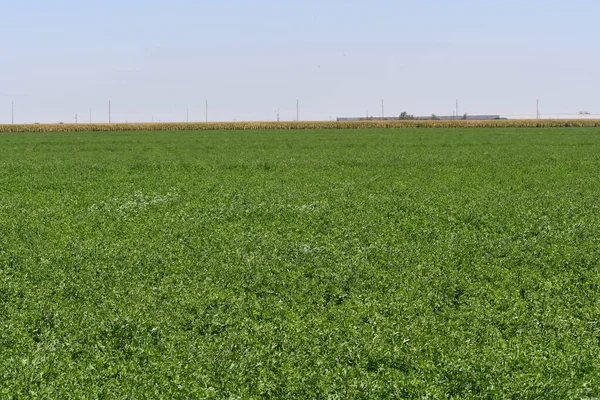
[431,114,439,120]
[462,113,468,120]
[578,111,591,115]
[399,111,414,120]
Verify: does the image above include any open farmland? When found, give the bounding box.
[1,127,600,398]
[1,119,600,133]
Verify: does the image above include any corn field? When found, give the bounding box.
[1,119,600,132]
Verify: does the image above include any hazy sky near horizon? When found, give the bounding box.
[2,0,599,123]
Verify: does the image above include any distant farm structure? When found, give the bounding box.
[337,115,502,121]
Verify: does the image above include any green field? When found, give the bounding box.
[1,128,600,398]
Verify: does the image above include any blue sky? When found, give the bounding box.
[2,0,599,123]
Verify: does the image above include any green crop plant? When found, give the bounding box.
[1,127,599,398]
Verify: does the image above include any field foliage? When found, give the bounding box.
[1,119,600,133]
[1,128,600,398]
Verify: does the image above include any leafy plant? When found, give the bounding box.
[1,127,600,398]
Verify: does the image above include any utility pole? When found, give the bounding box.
[187,108,189,123]
[296,99,299,122]
[456,99,459,119]
[277,108,280,122]
[381,99,384,119]
[11,101,14,124]
[536,99,540,120]
[75,114,78,124]
[205,100,208,123]
[108,100,111,123]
